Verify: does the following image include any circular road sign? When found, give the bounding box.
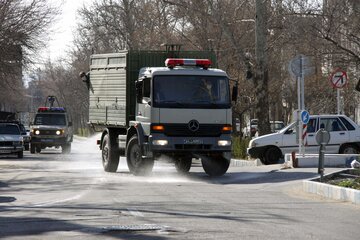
[301,110,310,124]
[316,129,330,145]
[329,69,348,89]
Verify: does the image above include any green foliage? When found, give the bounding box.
[77,128,91,137]
[337,178,360,190]
[232,136,250,159]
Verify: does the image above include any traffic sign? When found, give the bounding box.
[301,110,310,124]
[329,69,347,89]
[316,129,330,145]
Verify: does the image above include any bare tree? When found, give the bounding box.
[0,0,58,111]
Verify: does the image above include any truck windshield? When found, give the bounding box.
[34,114,66,126]
[153,75,230,109]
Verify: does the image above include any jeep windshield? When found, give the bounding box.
[34,114,66,125]
[153,75,230,109]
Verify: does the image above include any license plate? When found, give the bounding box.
[0,150,11,153]
[184,139,203,144]
[41,139,54,142]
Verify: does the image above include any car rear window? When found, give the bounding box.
[0,125,20,135]
[339,117,355,131]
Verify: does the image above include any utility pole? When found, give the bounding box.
[255,0,271,135]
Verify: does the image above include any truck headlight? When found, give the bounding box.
[35,130,40,135]
[152,140,168,146]
[218,140,231,146]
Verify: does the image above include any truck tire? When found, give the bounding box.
[102,134,120,172]
[30,144,35,154]
[62,143,71,154]
[201,155,230,177]
[175,156,192,174]
[17,151,23,159]
[126,135,154,176]
[264,146,281,164]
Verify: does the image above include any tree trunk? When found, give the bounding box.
[255,0,271,136]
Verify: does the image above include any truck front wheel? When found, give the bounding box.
[201,154,230,177]
[102,134,120,172]
[126,135,154,176]
[174,156,192,174]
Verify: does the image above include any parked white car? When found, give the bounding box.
[0,123,24,158]
[247,114,360,164]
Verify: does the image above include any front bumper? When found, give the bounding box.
[31,136,67,147]
[0,146,23,154]
[149,134,232,154]
[247,146,267,159]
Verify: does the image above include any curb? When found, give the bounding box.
[302,170,360,205]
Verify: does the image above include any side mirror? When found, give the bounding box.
[79,71,94,93]
[232,84,238,102]
[356,78,360,92]
[136,81,143,103]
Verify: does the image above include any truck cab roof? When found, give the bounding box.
[139,66,228,78]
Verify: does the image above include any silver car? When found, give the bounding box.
[0,123,24,158]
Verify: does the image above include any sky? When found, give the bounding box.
[40,0,94,62]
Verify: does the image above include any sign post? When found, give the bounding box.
[329,69,348,114]
[316,129,330,182]
[300,110,310,155]
[289,55,314,155]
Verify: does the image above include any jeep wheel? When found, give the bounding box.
[30,144,35,154]
[264,147,281,165]
[36,146,41,153]
[175,156,192,174]
[126,135,154,176]
[201,154,230,177]
[62,143,71,154]
[17,151,23,159]
[102,134,120,172]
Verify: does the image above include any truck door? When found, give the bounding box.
[136,78,151,135]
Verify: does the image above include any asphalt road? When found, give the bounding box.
[0,135,359,239]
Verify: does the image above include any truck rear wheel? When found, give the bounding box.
[102,134,120,172]
[126,135,154,176]
[175,156,192,174]
[201,154,230,177]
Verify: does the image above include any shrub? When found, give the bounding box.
[232,136,250,159]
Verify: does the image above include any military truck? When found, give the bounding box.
[30,96,73,154]
[81,49,235,176]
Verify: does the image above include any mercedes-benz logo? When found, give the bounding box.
[188,119,200,132]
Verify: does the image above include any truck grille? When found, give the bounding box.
[175,144,212,150]
[0,141,13,147]
[163,124,223,137]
